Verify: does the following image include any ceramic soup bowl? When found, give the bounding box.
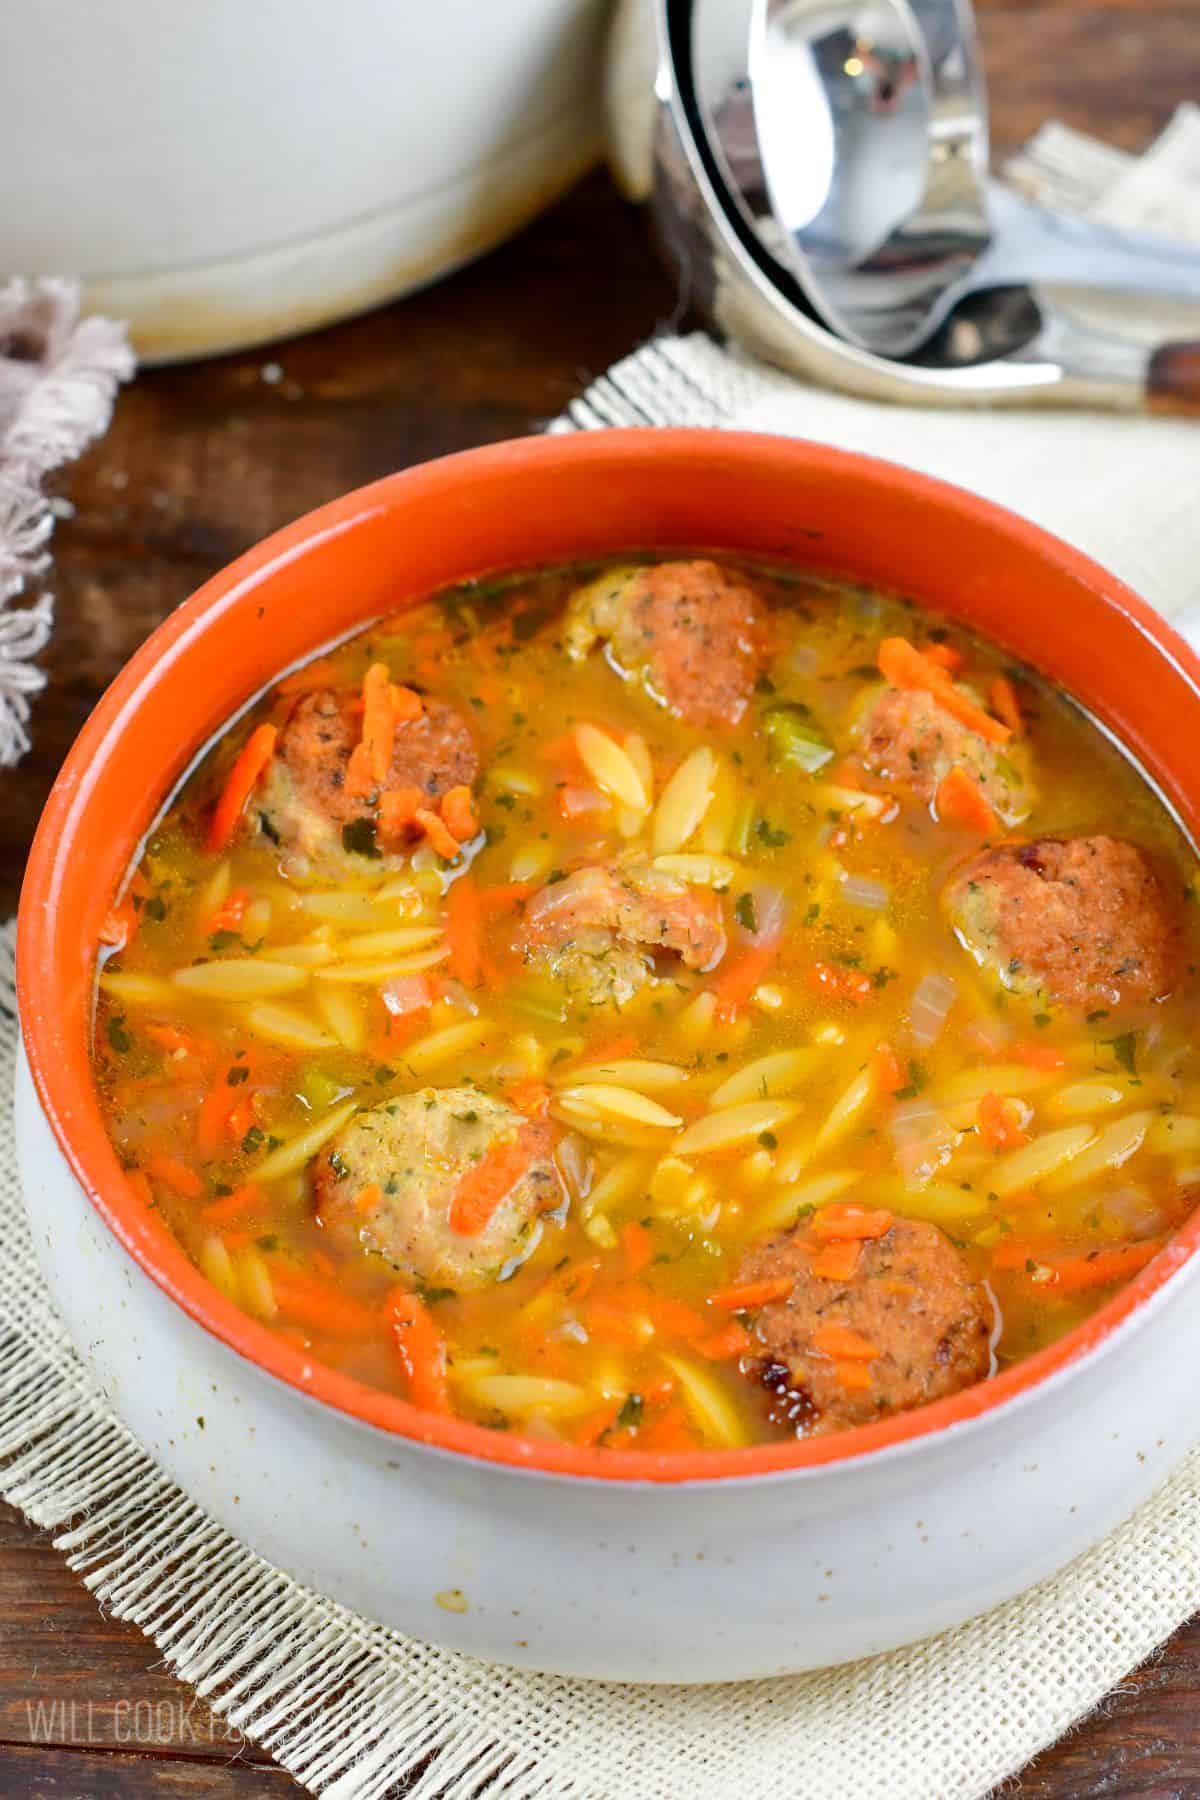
[17,430,1200,1681]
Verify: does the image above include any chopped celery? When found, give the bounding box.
[765,704,834,773]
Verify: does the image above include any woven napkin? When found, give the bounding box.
[0,278,131,763]
[4,114,1200,1800]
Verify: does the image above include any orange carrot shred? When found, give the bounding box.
[811,1323,879,1360]
[447,1121,541,1238]
[414,806,461,862]
[713,943,780,1019]
[1011,1039,1067,1071]
[207,724,278,853]
[872,1040,906,1096]
[935,766,997,835]
[877,636,1011,745]
[440,784,480,843]
[832,1360,876,1391]
[996,1239,1161,1293]
[574,1397,625,1448]
[641,1377,676,1407]
[361,662,397,782]
[807,960,875,1006]
[196,1084,235,1157]
[506,1077,550,1119]
[922,642,964,674]
[709,1275,794,1312]
[978,1090,1030,1151]
[377,784,424,845]
[202,1183,262,1227]
[811,1204,894,1242]
[989,675,1024,737]
[145,1153,203,1198]
[810,1240,863,1281]
[697,1322,754,1362]
[445,876,483,987]
[99,902,136,950]
[390,683,424,722]
[621,1220,653,1274]
[388,1288,450,1411]
[268,1268,379,1339]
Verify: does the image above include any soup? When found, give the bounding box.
[91,557,1200,1453]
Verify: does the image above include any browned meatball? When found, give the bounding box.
[258,687,478,870]
[563,561,766,728]
[856,686,1032,823]
[943,835,1185,1011]
[736,1216,993,1435]
[521,862,727,1007]
[316,1088,563,1290]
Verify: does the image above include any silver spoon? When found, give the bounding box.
[700,0,1200,359]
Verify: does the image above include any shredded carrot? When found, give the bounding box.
[713,943,780,1018]
[832,1360,876,1392]
[377,783,424,846]
[440,784,480,843]
[145,1153,203,1198]
[99,901,136,950]
[649,1294,710,1341]
[580,1033,638,1066]
[445,876,483,987]
[414,805,461,861]
[390,683,423,722]
[641,1402,697,1452]
[811,1323,878,1360]
[506,1077,550,1119]
[207,723,278,852]
[447,1120,541,1238]
[877,636,1011,745]
[806,960,874,1006]
[476,881,535,915]
[697,1322,753,1361]
[1011,1039,1067,1071]
[268,1268,379,1339]
[978,1089,1030,1151]
[922,642,964,674]
[811,1204,894,1242]
[810,1240,863,1282]
[621,1220,653,1274]
[207,886,250,935]
[127,1170,154,1208]
[361,662,398,782]
[709,1275,794,1312]
[584,1302,644,1349]
[387,1288,450,1411]
[989,675,1024,736]
[196,1084,236,1157]
[574,1397,625,1448]
[999,1239,1162,1293]
[872,1040,907,1096]
[641,1377,676,1407]
[935,766,997,835]
[202,1183,262,1227]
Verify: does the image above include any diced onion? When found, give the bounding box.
[908,970,959,1048]
[839,872,889,912]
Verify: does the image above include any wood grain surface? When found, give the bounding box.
[2,3,1198,1794]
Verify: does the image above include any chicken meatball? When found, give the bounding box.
[316,1088,563,1290]
[258,687,478,871]
[856,686,1031,824]
[563,560,766,728]
[736,1215,993,1435]
[521,862,727,1008]
[943,835,1185,1011]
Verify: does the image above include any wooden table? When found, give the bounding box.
[2,4,1197,1792]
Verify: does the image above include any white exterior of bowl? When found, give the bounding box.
[16,1044,1200,1682]
[0,0,609,362]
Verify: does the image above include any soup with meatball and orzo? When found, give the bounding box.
[92,557,1200,1452]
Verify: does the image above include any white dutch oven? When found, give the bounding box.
[0,0,610,361]
[17,431,1200,1681]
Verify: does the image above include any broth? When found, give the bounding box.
[91,557,1200,1452]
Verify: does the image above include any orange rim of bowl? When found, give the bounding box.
[19,428,1200,1483]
